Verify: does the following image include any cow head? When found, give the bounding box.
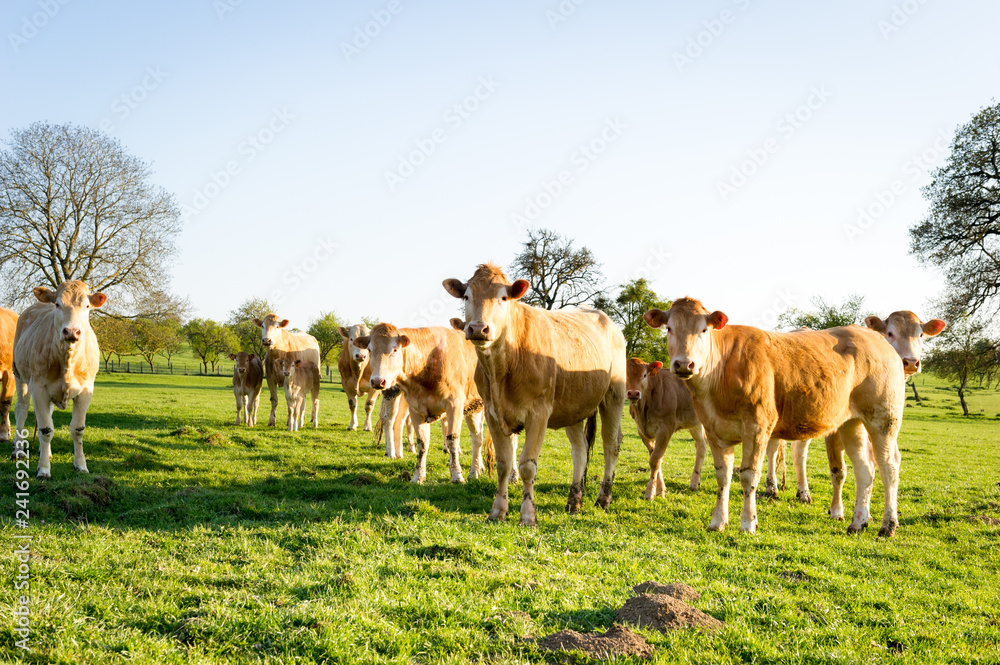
[625,357,663,401]
[643,297,728,380]
[228,352,254,375]
[253,313,289,347]
[443,263,529,349]
[281,356,305,378]
[33,281,107,344]
[356,322,409,390]
[865,311,946,376]
[339,324,370,364]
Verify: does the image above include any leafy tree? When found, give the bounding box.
[183,318,238,373]
[924,315,999,416]
[777,294,866,331]
[308,311,344,364]
[361,315,379,330]
[509,228,604,309]
[0,122,186,316]
[910,101,1000,319]
[157,318,185,365]
[92,316,135,370]
[594,278,670,359]
[133,318,172,369]
[227,297,273,360]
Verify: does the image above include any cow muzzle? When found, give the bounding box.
[262,338,273,347]
[466,322,491,343]
[238,367,246,374]
[354,353,367,362]
[902,357,920,375]
[371,377,388,390]
[626,390,641,400]
[672,359,696,379]
[62,327,82,342]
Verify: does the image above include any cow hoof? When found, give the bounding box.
[829,508,845,521]
[518,516,537,527]
[594,494,612,511]
[797,490,813,504]
[878,522,898,539]
[739,521,757,534]
[451,476,465,485]
[566,492,584,514]
[36,471,51,480]
[74,465,89,474]
[410,474,426,485]
[363,426,372,432]
[847,522,868,534]
[689,482,701,492]
[764,484,779,499]
[707,521,726,532]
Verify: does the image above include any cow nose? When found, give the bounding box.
[354,353,366,361]
[672,359,695,374]
[262,338,272,346]
[371,377,386,390]
[626,390,640,400]
[62,327,81,341]
[467,322,490,339]
[238,368,246,374]
[903,358,920,373]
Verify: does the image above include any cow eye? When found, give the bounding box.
[666,326,672,333]
[501,296,508,302]
[887,332,894,339]
[701,328,707,333]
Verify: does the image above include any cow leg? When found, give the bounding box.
[250,391,260,427]
[286,395,295,431]
[645,431,670,501]
[444,405,465,484]
[595,392,624,510]
[311,387,319,428]
[518,417,547,526]
[11,377,30,460]
[69,390,93,474]
[486,417,514,522]
[346,379,359,431]
[839,420,875,534]
[826,431,847,520]
[381,392,399,458]
[405,415,415,453]
[764,439,785,498]
[465,410,486,479]
[866,419,902,538]
[33,392,56,479]
[0,369,13,443]
[792,439,812,503]
[411,418,431,484]
[738,432,771,534]
[362,390,377,432]
[689,424,708,491]
[708,440,734,531]
[564,420,589,512]
[267,371,279,427]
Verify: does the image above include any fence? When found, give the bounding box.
[101,359,340,383]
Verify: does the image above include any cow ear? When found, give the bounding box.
[443,279,466,299]
[248,354,255,360]
[353,336,369,349]
[338,326,349,337]
[228,353,236,360]
[865,316,887,333]
[708,311,728,330]
[449,318,465,331]
[89,292,107,308]
[279,319,290,328]
[508,280,530,300]
[294,360,302,366]
[651,361,663,371]
[643,308,667,329]
[252,318,262,327]
[399,335,411,348]
[33,287,56,303]
[923,319,946,336]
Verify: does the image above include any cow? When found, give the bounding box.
[338,324,378,431]
[253,314,321,427]
[228,352,263,426]
[378,386,417,459]
[644,297,906,536]
[355,322,491,483]
[281,357,319,431]
[625,357,708,499]
[11,281,107,478]
[0,307,17,446]
[444,263,626,526]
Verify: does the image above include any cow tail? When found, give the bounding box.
[372,397,388,447]
[12,361,20,381]
[778,440,787,491]
[582,412,598,491]
[482,427,495,477]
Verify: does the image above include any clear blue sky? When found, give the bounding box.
[2,0,997,329]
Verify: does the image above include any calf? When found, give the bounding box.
[355,323,490,483]
[338,324,378,431]
[444,263,626,525]
[645,297,906,536]
[228,352,263,426]
[0,307,17,445]
[625,357,708,498]
[254,314,321,426]
[11,281,107,478]
[378,387,417,459]
[281,358,319,431]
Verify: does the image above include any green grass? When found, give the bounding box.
[1,372,999,664]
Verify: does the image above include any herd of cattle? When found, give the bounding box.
[0,265,948,537]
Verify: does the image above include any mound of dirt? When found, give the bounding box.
[632,581,700,602]
[533,624,653,660]
[616,594,724,633]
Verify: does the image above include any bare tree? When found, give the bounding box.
[777,294,866,331]
[508,228,604,309]
[0,122,184,315]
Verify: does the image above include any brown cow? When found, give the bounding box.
[11,281,107,478]
[228,352,263,426]
[625,357,708,498]
[0,307,17,445]
[644,297,906,536]
[254,314,321,427]
[338,324,378,431]
[355,323,490,483]
[281,357,319,431]
[444,264,626,526]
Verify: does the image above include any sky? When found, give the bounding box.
[2,0,998,330]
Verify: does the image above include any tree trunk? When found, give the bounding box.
[957,381,969,417]
[908,379,921,403]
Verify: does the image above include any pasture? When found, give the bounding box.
[2,371,999,664]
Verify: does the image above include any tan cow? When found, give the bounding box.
[11,281,107,478]
[644,297,906,536]
[444,264,626,526]
[228,352,263,426]
[378,387,418,459]
[338,324,378,431]
[0,307,17,445]
[355,323,491,483]
[254,314,321,426]
[281,357,319,431]
[625,357,708,498]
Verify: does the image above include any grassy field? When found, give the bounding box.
[1,371,999,664]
